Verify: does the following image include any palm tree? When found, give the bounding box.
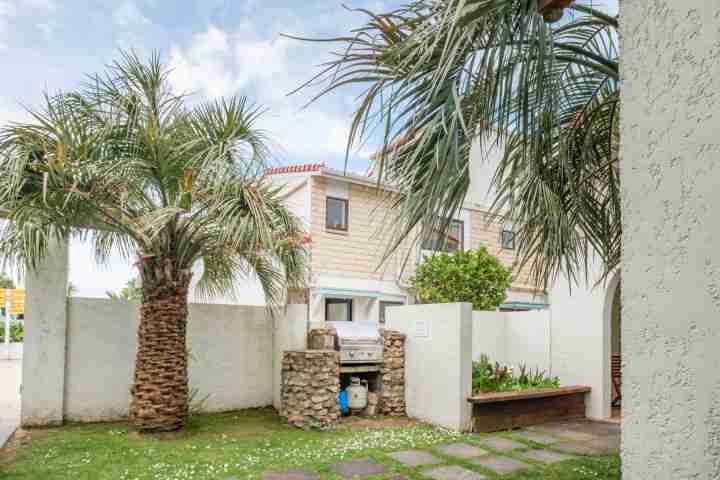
[292,0,619,287]
[0,52,306,432]
[107,278,141,301]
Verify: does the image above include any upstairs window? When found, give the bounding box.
[326,197,348,231]
[422,219,464,253]
[501,224,515,250]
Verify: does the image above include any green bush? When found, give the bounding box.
[472,353,560,393]
[411,248,512,310]
[0,321,24,342]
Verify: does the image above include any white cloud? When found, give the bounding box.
[112,0,151,27]
[168,27,235,99]
[167,24,374,165]
[20,0,56,11]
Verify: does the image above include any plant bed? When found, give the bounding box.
[468,385,591,433]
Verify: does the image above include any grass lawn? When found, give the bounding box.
[0,408,620,480]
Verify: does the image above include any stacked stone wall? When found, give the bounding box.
[380,330,406,416]
[280,350,340,430]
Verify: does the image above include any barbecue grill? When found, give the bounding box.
[327,321,383,364]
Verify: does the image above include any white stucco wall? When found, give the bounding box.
[21,238,69,427]
[621,1,720,477]
[548,265,611,420]
[386,303,473,431]
[59,298,304,422]
[472,311,506,363]
[473,310,551,376]
[272,304,308,409]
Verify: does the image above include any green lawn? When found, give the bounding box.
[0,408,620,480]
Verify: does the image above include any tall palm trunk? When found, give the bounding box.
[130,257,192,432]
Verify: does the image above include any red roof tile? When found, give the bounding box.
[265,163,324,175]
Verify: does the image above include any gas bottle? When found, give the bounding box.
[346,377,368,410]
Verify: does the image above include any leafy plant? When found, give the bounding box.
[472,353,559,393]
[0,321,24,342]
[106,278,141,301]
[410,248,511,310]
[0,273,15,289]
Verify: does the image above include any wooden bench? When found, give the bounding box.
[467,385,591,433]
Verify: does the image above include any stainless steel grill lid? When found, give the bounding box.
[327,321,383,364]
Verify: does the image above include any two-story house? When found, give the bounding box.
[267,157,547,327]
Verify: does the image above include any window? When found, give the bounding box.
[422,219,464,252]
[325,197,348,231]
[326,298,352,322]
[501,226,515,250]
[379,301,404,324]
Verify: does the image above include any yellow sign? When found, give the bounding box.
[9,289,24,316]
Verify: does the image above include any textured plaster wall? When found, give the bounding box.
[28,296,302,423]
[472,310,550,373]
[21,238,69,427]
[386,303,473,431]
[548,266,612,420]
[621,1,720,477]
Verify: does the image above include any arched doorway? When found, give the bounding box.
[604,272,622,422]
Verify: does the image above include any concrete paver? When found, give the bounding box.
[329,458,386,478]
[471,455,531,475]
[435,443,489,459]
[511,431,559,445]
[422,465,488,480]
[521,449,575,464]
[387,450,443,467]
[478,437,526,452]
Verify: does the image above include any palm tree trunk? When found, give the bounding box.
[130,257,192,432]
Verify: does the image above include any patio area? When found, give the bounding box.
[265,418,620,479]
[0,408,620,480]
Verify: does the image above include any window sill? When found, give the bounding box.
[325,228,349,236]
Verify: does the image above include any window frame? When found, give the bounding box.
[379,300,405,324]
[501,228,515,250]
[325,297,353,322]
[422,219,465,253]
[325,196,349,231]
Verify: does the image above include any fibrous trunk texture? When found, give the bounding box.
[130,257,191,432]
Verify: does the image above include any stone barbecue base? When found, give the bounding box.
[380,330,406,416]
[280,350,340,430]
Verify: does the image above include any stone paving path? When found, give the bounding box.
[263,419,620,479]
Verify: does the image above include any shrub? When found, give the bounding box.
[411,248,512,310]
[0,321,24,342]
[472,353,559,393]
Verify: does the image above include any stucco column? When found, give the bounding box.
[621,1,720,477]
[21,237,69,427]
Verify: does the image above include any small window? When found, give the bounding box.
[325,197,348,231]
[501,227,515,250]
[422,219,464,252]
[326,298,352,322]
[379,301,404,324]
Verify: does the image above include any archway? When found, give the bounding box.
[603,272,621,423]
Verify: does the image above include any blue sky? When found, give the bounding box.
[0,0,617,296]
[0,0,398,295]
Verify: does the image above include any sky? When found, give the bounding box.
[0,0,399,296]
[0,0,617,297]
